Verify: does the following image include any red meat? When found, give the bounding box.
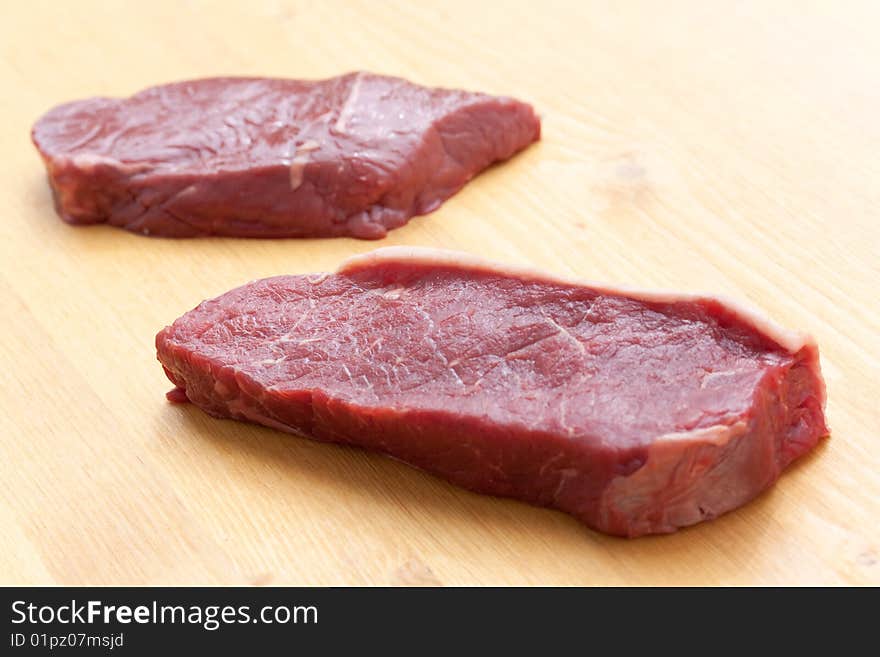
[156,248,828,536]
[32,74,540,238]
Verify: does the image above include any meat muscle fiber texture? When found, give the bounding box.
[156,248,828,537]
[32,73,540,239]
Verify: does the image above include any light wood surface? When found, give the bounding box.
[1,0,877,586]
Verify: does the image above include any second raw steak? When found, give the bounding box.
[32,73,541,239]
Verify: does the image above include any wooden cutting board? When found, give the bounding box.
[1,0,877,586]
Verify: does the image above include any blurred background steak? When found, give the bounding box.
[32,73,540,238]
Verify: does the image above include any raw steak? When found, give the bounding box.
[32,73,540,239]
[156,248,828,536]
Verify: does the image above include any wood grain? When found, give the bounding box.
[1,0,877,585]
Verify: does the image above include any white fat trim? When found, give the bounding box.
[655,421,747,446]
[288,140,321,190]
[334,72,364,133]
[61,153,153,175]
